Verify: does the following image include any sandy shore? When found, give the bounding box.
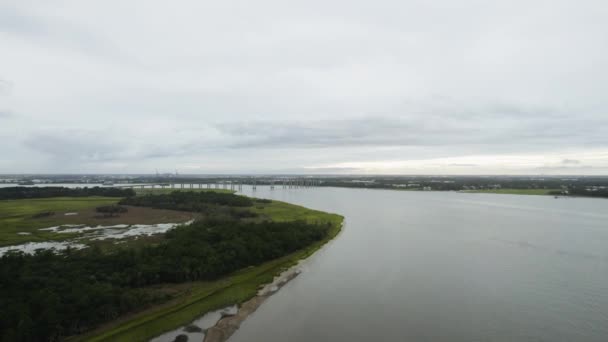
[202,265,302,342]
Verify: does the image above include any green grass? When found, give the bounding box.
[71,199,343,342]
[251,199,337,223]
[0,197,120,246]
[461,188,558,195]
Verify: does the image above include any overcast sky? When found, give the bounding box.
[1,0,607,175]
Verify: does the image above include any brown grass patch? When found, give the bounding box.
[41,205,196,226]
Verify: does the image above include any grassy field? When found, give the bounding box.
[461,188,558,195]
[0,197,121,246]
[251,199,336,223]
[70,199,343,342]
[0,196,199,247]
[0,188,236,246]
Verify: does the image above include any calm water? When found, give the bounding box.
[229,187,608,342]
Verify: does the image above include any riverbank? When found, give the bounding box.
[459,188,558,195]
[70,200,343,342]
[203,263,303,342]
[315,186,559,196]
[203,216,343,342]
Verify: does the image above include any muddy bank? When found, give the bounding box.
[203,266,302,342]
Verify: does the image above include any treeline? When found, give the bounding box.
[566,188,608,198]
[120,191,257,220]
[0,219,329,341]
[319,179,547,191]
[120,191,254,209]
[316,176,608,192]
[0,187,135,200]
[96,205,128,213]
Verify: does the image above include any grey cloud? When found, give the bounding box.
[476,114,608,150]
[301,167,362,173]
[536,165,599,172]
[215,117,477,149]
[0,79,13,95]
[21,129,211,163]
[214,111,608,152]
[2,1,608,174]
[0,5,135,65]
[562,159,581,165]
[401,97,568,121]
[23,131,125,162]
[0,79,13,118]
[0,5,42,35]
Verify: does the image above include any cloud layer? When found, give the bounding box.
[1,0,607,174]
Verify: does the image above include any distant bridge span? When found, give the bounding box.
[113,178,320,191]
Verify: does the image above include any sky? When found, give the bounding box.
[1,0,608,175]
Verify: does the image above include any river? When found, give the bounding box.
[4,183,608,341]
[227,186,608,342]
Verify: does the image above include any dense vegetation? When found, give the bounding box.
[0,187,134,200]
[120,191,258,219]
[0,190,333,341]
[551,187,608,198]
[316,177,558,191]
[0,219,329,341]
[120,191,253,208]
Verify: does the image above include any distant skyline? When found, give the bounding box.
[1,1,607,175]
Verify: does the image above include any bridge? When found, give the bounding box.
[113,178,321,191]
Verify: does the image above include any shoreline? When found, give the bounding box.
[203,264,302,342]
[203,221,344,342]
